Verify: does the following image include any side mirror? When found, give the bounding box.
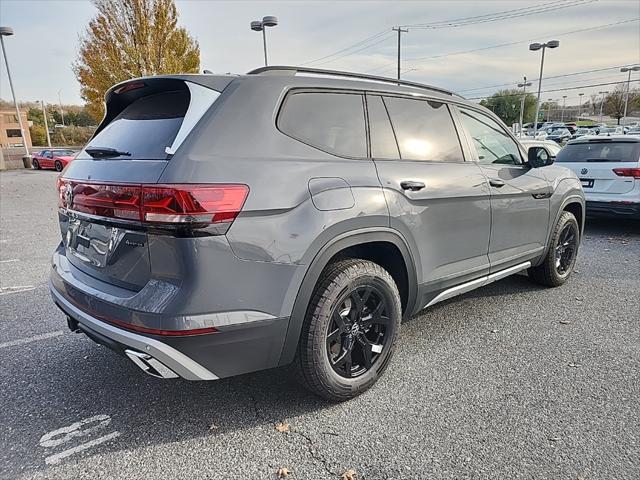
[527,146,554,168]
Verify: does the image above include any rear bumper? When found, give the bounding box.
[586,200,640,218]
[51,281,219,381]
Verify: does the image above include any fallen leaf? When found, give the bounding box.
[276,467,291,478]
[341,469,357,480]
[490,329,498,333]
[548,436,561,442]
[568,363,581,368]
[275,422,290,433]
[559,320,572,325]
[574,297,584,301]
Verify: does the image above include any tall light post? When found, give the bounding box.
[250,16,278,66]
[547,98,554,122]
[561,95,567,122]
[518,76,532,137]
[620,65,640,124]
[578,92,584,119]
[0,26,30,158]
[57,89,65,126]
[530,39,559,136]
[598,91,608,123]
[41,101,52,148]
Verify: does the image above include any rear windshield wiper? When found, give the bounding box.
[85,147,131,158]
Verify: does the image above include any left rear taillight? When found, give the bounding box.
[57,179,249,230]
[613,168,640,179]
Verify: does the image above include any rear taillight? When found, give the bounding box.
[142,184,249,224]
[613,168,640,179]
[57,180,249,228]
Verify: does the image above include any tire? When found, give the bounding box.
[294,258,401,401]
[54,160,63,172]
[528,211,580,287]
[32,159,40,170]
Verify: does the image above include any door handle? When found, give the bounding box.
[489,178,505,188]
[400,180,426,191]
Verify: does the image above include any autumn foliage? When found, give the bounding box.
[74,0,200,121]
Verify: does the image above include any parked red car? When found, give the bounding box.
[32,149,77,172]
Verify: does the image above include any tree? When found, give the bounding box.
[602,84,639,124]
[479,89,537,126]
[74,0,200,120]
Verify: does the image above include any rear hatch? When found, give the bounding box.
[555,138,640,194]
[58,77,225,291]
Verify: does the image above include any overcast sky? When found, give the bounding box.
[0,0,638,107]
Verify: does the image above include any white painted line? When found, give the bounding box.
[0,331,64,349]
[0,258,19,264]
[44,431,121,465]
[0,285,36,295]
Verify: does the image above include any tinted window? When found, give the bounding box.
[279,92,366,158]
[367,95,399,158]
[383,97,463,161]
[459,108,522,165]
[556,142,640,163]
[78,90,189,160]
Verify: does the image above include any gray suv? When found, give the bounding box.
[50,66,585,401]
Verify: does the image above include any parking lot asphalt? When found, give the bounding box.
[1,169,639,480]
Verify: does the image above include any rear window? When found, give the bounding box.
[383,97,463,162]
[278,92,367,158]
[78,90,189,160]
[556,141,640,163]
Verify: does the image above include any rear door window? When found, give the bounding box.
[556,142,640,162]
[78,90,190,160]
[278,91,367,158]
[382,96,464,162]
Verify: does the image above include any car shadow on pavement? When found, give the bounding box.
[583,216,640,237]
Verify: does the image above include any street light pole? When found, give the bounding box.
[0,26,30,157]
[598,91,608,123]
[620,65,640,124]
[561,95,567,122]
[392,26,408,80]
[57,89,65,126]
[530,40,560,136]
[517,76,532,137]
[578,92,584,120]
[547,98,554,122]
[250,16,278,67]
[41,101,51,148]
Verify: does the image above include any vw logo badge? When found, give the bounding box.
[64,183,73,207]
[580,168,588,175]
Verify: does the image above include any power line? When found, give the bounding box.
[459,65,634,93]
[300,0,597,67]
[366,18,638,77]
[467,79,640,100]
[407,18,637,62]
[404,0,596,29]
[301,30,389,66]
[308,32,395,67]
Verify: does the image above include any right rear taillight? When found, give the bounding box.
[613,168,640,179]
[57,179,249,230]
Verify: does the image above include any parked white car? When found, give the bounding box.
[555,135,640,218]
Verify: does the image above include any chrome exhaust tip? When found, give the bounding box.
[125,349,179,379]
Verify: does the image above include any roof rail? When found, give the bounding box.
[247,65,458,97]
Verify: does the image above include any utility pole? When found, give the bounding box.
[517,77,532,137]
[41,101,51,148]
[392,26,408,80]
[561,95,567,122]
